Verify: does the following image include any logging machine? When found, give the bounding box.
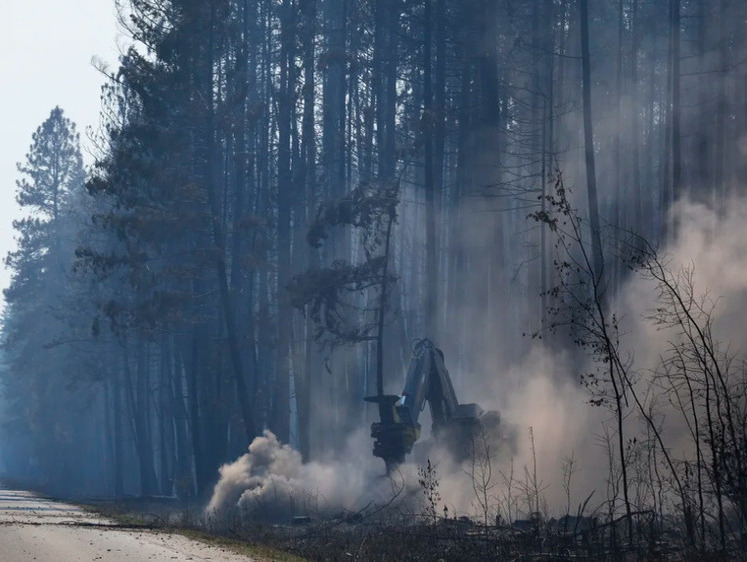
[365,338,502,471]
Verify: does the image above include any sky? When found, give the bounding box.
[0,1,121,303]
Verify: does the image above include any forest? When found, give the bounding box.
[2,0,747,557]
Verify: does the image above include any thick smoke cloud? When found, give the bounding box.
[209,196,747,522]
[207,429,421,520]
[207,360,605,522]
[652,197,747,351]
[613,198,747,377]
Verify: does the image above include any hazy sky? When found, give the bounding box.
[0,2,121,302]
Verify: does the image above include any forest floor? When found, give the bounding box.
[10,484,746,561]
[72,495,747,561]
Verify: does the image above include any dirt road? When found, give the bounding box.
[0,485,253,561]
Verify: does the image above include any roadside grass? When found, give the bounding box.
[77,499,306,562]
[175,527,306,562]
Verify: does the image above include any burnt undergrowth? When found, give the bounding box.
[75,492,747,561]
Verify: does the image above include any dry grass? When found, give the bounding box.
[78,498,307,562]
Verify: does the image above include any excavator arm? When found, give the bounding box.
[365,339,497,471]
[398,340,459,425]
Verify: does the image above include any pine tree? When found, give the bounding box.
[1,107,89,491]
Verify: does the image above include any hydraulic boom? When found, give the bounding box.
[365,339,501,470]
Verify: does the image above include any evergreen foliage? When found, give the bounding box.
[1,107,101,493]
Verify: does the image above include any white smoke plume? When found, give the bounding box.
[207,429,420,521]
[623,197,747,358]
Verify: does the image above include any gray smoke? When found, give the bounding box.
[207,429,420,520]
[208,197,747,523]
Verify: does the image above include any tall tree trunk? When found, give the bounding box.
[201,3,257,445]
[158,338,172,495]
[579,0,604,285]
[123,340,158,496]
[297,0,317,461]
[170,341,192,497]
[273,0,295,445]
[433,0,446,337]
[112,369,124,496]
[630,0,642,234]
[321,0,349,449]
[714,0,728,209]
[581,0,629,543]
[671,0,682,211]
[541,0,556,327]
[185,329,205,495]
[423,0,437,339]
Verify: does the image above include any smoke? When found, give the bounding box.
[207,428,420,520]
[602,196,747,396]
[614,196,747,452]
[206,353,604,522]
[434,194,747,518]
[485,195,747,515]
[662,197,747,349]
[208,196,747,523]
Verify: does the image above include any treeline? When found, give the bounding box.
[1,0,746,507]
